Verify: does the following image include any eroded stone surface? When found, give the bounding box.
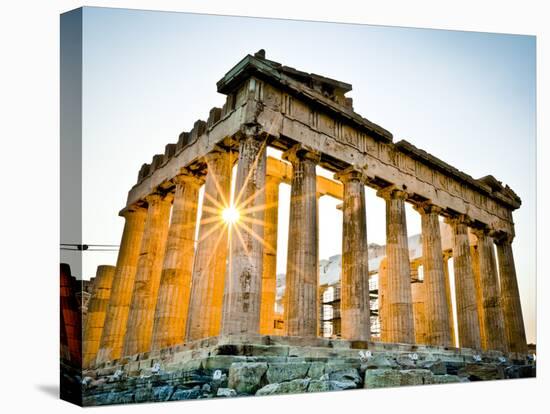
[79,337,535,406]
[458,363,505,381]
[307,380,331,393]
[256,378,310,395]
[228,362,268,394]
[217,388,237,397]
[266,362,310,384]
[364,369,401,389]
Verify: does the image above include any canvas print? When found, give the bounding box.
[60,7,536,407]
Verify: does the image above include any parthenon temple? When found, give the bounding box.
[69,51,532,404]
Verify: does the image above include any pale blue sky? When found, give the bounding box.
[62,7,536,342]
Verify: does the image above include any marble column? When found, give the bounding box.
[335,167,370,341]
[377,186,414,344]
[378,257,389,342]
[495,234,527,354]
[411,280,426,345]
[470,243,487,347]
[442,253,457,346]
[472,228,507,352]
[123,192,172,356]
[83,265,116,367]
[151,172,203,350]
[414,203,451,347]
[186,149,232,341]
[221,135,267,335]
[283,145,320,337]
[97,206,147,363]
[446,215,481,349]
[259,175,281,335]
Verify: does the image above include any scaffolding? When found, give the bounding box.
[319,270,380,339]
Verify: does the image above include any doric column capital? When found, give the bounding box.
[470,226,492,240]
[376,185,408,201]
[234,130,268,143]
[119,203,147,219]
[282,144,321,165]
[334,164,368,184]
[203,146,230,163]
[493,231,515,245]
[413,201,443,216]
[444,213,472,227]
[173,169,205,188]
[145,191,173,206]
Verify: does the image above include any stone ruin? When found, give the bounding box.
[60,50,535,406]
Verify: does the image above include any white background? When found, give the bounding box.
[0,0,547,412]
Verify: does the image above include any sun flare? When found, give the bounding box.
[222,206,240,225]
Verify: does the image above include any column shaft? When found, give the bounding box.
[338,169,370,341]
[411,280,426,344]
[377,187,414,344]
[221,135,267,335]
[83,265,116,367]
[123,193,172,356]
[186,150,232,341]
[473,229,507,351]
[97,206,147,363]
[283,146,319,337]
[416,204,451,347]
[470,245,484,346]
[378,257,389,342]
[496,237,527,353]
[448,216,481,349]
[259,175,280,335]
[443,255,457,346]
[151,173,202,350]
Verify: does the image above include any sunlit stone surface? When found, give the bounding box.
[73,51,531,406]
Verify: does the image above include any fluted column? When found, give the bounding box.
[315,192,323,338]
[378,257,389,342]
[470,242,483,344]
[442,253,457,346]
[411,279,426,345]
[335,167,370,341]
[283,145,320,337]
[221,135,267,335]
[186,149,232,341]
[259,175,281,335]
[471,228,507,352]
[414,203,451,347]
[377,186,414,344]
[83,265,115,367]
[495,234,527,353]
[151,172,203,350]
[123,192,172,356]
[97,206,147,363]
[446,215,481,349]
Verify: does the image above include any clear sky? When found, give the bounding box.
[62,7,536,343]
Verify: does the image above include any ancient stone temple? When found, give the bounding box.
[73,51,534,406]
